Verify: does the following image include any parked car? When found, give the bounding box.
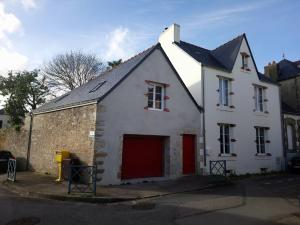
[288,156,300,172]
[0,150,14,172]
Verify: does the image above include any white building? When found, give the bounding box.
[159,24,284,175]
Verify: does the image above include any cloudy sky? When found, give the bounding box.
[0,0,299,73]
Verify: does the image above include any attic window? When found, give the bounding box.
[89,81,106,93]
[241,52,250,70]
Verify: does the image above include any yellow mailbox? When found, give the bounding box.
[55,150,70,182]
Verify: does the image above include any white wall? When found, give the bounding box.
[159,24,203,106]
[98,48,202,185]
[204,38,284,174]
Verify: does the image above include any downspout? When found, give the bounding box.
[201,66,207,169]
[278,86,287,171]
[26,112,33,171]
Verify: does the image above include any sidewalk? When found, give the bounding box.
[0,172,232,203]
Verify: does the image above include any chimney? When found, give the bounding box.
[158,23,180,45]
[264,61,278,81]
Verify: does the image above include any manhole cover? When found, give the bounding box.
[6,217,40,225]
[132,202,156,210]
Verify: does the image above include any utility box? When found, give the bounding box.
[55,150,70,163]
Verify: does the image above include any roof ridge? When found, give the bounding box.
[180,41,210,51]
[212,33,245,51]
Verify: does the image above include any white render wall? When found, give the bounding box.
[159,24,203,106]
[97,48,202,185]
[204,38,284,174]
[160,24,284,175]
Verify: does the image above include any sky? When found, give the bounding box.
[0,0,300,74]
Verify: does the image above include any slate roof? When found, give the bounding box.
[35,44,203,114]
[175,34,245,72]
[175,34,277,85]
[35,45,157,113]
[277,59,300,81]
[282,102,300,115]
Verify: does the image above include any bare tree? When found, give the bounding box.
[42,51,105,93]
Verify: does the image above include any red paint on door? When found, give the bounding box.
[121,135,164,179]
[182,134,196,174]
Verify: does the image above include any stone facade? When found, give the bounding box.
[0,116,30,170]
[30,103,97,174]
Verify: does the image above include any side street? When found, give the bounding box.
[1,173,300,225]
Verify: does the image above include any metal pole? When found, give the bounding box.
[26,112,33,171]
[68,165,72,194]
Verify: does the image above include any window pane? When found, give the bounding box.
[260,144,265,154]
[148,100,153,108]
[155,101,162,109]
[155,93,161,101]
[220,125,224,154]
[287,125,294,150]
[219,79,223,105]
[156,86,162,94]
[258,88,263,111]
[224,80,229,106]
[225,144,230,154]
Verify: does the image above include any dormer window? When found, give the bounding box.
[241,52,250,70]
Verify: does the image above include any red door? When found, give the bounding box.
[182,134,196,174]
[121,135,164,179]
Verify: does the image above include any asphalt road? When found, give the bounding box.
[1,174,300,225]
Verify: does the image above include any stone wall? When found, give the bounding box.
[30,103,97,175]
[0,116,30,171]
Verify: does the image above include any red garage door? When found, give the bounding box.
[182,134,196,175]
[121,135,164,180]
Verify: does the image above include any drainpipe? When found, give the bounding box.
[26,111,33,171]
[201,66,207,169]
[278,86,287,171]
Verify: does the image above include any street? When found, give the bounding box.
[1,174,300,225]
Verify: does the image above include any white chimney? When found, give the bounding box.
[159,23,180,44]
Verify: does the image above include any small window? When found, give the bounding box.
[89,81,106,93]
[254,86,265,112]
[256,127,268,154]
[219,78,229,106]
[241,54,249,69]
[147,83,164,110]
[0,120,3,129]
[220,124,231,154]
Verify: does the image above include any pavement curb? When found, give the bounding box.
[1,179,234,204]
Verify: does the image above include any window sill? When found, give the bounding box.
[254,111,268,117]
[217,106,234,112]
[218,154,237,159]
[255,154,272,160]
[240,68,251,73]
[147,108,163,112]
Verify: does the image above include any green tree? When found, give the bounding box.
[0,70,49,130]
[107,59,122,69]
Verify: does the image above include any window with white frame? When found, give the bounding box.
[219,78,230,106]
[255,127,268,154]
[254,86,266,112]
[219,124,231,154]
[147,82,164,110]
[241,54,249,69]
